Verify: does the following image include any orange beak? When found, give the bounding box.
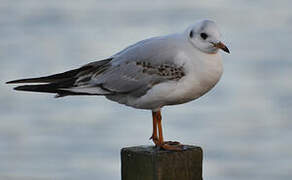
[213,41,230,54]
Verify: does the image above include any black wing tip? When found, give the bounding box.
[6,79,32,84]
[6,78,42,84]
[13,85,33,91]
[6,80,17,84]
[12,84,54,93]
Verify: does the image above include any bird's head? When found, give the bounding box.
[186,19,230,54]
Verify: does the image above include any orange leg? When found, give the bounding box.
[156,110,164,144]
[150,111,159,145]
[151,110,183,151]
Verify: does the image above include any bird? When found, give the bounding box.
[7,19,229,151]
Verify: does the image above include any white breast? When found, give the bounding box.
[163,49,223,105]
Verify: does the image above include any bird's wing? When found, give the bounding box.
[69,36,186,97]
[8,34,186,97]
[72,58,185,97]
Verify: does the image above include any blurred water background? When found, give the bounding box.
[1,0,292,180]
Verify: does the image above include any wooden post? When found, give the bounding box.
[121,145,203,180]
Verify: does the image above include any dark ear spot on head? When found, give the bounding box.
[189,30,193,38]
[200,32,208,40]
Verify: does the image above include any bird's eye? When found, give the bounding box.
[189,30,193,38]
[200,33,208,40]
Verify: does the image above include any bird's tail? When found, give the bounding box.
[11,79,80,97]
[6,59,112,97]
[6,66,88,84]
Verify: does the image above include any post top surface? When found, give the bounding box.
[121,145,202,155]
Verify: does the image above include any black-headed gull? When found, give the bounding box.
[7,19,229,150]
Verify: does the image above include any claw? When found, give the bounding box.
[149,135,153,140]
[149,134,159,144]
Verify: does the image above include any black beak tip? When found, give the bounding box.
[223,46,230,54]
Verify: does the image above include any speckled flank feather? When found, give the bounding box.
[135,61,185,80]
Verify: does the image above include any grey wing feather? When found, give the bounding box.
[93,62,184,97]
[65,35,186,97]
[73,62,184,98]
[69,35,186,97]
